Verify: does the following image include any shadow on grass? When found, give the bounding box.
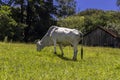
[55,54,73,61]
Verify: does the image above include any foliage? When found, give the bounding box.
[57,15,85,31]
[57,9,120,34]
[0,42,120,79]
[12,0,57,42]
[117,0,120,10]
[0,5,26,41]
[0,0,58,42]
[55,0,76,18]
[0,1,120,42]
[0,6,16,40]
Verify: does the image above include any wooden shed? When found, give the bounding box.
[83,26,120,48]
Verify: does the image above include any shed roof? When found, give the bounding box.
[84,26,120,38]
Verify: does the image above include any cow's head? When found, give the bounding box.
[36,40,44,51]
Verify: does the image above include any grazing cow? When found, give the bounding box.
[36,26,83,60]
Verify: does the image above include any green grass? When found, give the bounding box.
[0,42,120,80]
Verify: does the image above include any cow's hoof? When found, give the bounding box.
[73,57,77,61]
[54,52,57,54]
[61,53,64,57]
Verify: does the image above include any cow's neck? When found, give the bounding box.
[41,35,52,47]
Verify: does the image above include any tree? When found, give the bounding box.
[0,0,15,6]
[0,5,26,41]
[23,0,56,42]
[57,9,120,35]
[57,15,84,31]
[6,0,56,42]
[13,0,26,23]
[55,0,76,18]
[117,0,120,10]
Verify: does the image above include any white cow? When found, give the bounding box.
[36,26,83,60]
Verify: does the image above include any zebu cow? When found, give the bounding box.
[36,26,83,60]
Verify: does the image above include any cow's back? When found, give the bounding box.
[50,27,80,44]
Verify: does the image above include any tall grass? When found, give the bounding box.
[0,42,120,80]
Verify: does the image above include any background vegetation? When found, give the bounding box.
[0,0,76,42]
[0,0,120,42]
[57,9,120,34]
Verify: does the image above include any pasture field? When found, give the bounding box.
[0,42,120,80]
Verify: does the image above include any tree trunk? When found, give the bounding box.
[23,1,31,42]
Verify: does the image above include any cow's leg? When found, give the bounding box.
[53,39,57,54]
[59,44,64,57]
[73,45,78,61]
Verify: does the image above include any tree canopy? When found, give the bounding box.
[0,0,57,42]
[55,0,76,18]
[0,0,120,42]
[117,0,120,10]
[57,9,120,34]
[0,0,77,42]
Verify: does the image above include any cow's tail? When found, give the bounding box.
[80,32,83,50]
[79,31,83,44]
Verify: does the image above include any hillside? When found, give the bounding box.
[0,42,120,80]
